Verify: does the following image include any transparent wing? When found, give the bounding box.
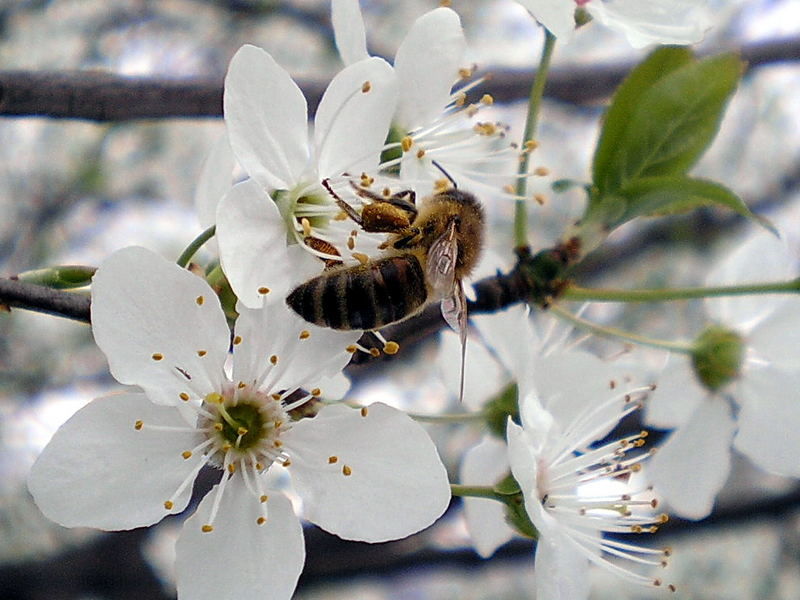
[441,282,468,402]
[426,220,457,299]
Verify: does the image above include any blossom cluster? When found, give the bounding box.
[25,2,800,600]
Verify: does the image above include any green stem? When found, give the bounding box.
[409,412,487,424]
[450,484,506,503]
[176,225,216,268]
[549,304,693,354]
[564,279,800,302]
[514,30,556,248]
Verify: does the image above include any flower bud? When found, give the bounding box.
[691,325,744,392]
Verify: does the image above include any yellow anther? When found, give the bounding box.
[214,423,224,431]
[383,341,400,355]
[382,187,391,197]
[255,462,264,471]
[258,286,270,295]
[454,92,467,107]
[283,460,292,468]
[299,330,311,340]
[416,148,426,159]
[534,193,546,205]
[238,381,246,389]
[360,173,374,186]
[273,440,283,448]
[270,354,278,365]
[274,420,283,429]
[151,353,164,361]
[458,67,473,79]
[466,105,479,118]
[271,393,282,400]
[347,236,355,250]
[631,525,643,533]
[351,229,358,237]
[361,80,372,93]
[369,347,381,357]
[164,500,174,510]
[668,584,677,593]
[502,184,515,195]
[182,451,192,460]
[352,252,369,265]
[179,392,190,401]
[334,210,348,221]
[480,93,494,105]
[205,392,224,404]
[401,136,413,152]
[360,407,369,417]
[311,388,321,397]
[473,122,497,136]
[659,514,669,523]
[197,350,207,357]
[233,335,243,345]
[439,0,451,7]
[237,427,248,436]
[134,420,144,430]
[328,456,339,464]
[346,345,357,353]
[257,516,267,525]
[524,139,539,151]
[342,465,352,476]
[300,217,312,237]
[196,295,205,306]
[260,495,268,503]
[534,166,550,176]
[630,463,642,472]
[201,525,214,533]
[434,178,450,193]
[228,463,236,473]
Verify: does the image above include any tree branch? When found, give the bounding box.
[1,36,798,121]
[0,278,90,323]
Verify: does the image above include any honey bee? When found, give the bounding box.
[286,178,485,398]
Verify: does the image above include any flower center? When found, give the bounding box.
[201,384,291,470]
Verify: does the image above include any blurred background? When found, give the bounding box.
[1,0,800,598]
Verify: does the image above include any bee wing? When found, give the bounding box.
[426,220,458,299]
[441,282,469,403]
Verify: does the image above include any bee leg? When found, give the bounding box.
[391,227,422,249]
[350,182,418,219]
[322,178,364,226]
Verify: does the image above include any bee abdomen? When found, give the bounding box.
[286,256,427,330]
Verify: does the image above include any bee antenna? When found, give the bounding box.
[431,160,457,189]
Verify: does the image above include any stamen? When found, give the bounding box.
[258,286,270,295]
[196,296,205,306]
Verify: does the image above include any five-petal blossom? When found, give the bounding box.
[28,246,451,600]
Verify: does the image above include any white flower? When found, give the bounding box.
[333,2,521,197]
[515,0,713,47]
[507,364,671,598]
[27,247,451,600]
[219,44,399,308]
[647,230,800,520]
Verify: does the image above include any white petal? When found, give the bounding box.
[506,420,540,511]
[232,301,359,391]
[586,0,712,48]
[517,393,554,454]
[735,366,800,477]
[194,132,236,230]
[176,480,304,600]
[28,393,203,530]
[216,179,313,309]
[314,57,397,178]
[646,355,706,429]
[438,328,508,410]
[472,305,540,382]
[284,403,450,542]
[224,44,309,189]
[746,300,800,371]
[515,0,576,41]
[460,436,514,558]
[331,0,369,66]
[705,230,793,328]
[647,397,735,520]
[534,529,591,600]
[91,247,229,405]
[530,351,643,443]
[393,7,466,129]
[315,372,352,400]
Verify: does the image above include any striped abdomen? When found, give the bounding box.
[286,255,428,330]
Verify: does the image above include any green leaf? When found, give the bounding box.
[614,176,776,233]
[593,47,693,192]
[592,49,743,194]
